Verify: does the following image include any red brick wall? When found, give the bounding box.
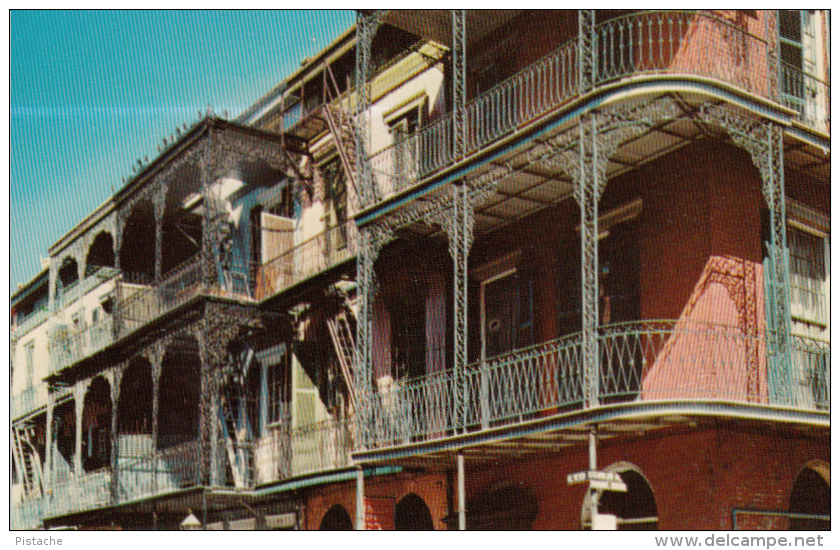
[459,423,829,530]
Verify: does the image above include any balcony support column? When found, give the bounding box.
[578,113,600,408]
[438,182,474,433]
[153,184,165,283]
[355,465,365,530]
[355,11,382,207]
[44,393,54,486]
[452,9,467,159]
[356,225,393,448]
[73,379,91,476]
[109,365,124,505]
[578,10,596,91]
[457,451,466,530]
[149,349,163,492]
[764,123,793,402]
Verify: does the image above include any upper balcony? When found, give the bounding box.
[363,10,830,211]
[364,320,829,451]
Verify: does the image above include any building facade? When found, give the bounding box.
[11,9,829,530]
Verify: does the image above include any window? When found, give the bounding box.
[385,97,425,188]
[779,10,826,124]
[24,341,35,389]
[788,226,829,338]
[321,156,348,252]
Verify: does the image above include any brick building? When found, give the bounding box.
[11,10,829,530]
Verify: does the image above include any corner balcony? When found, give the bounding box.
[365,10,829,210]
[45,469,112,522]
[365,321,829,450]
[254,221,358,302]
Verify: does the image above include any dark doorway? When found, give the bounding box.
[320,504,353,530]
[789,466,830,530]
[395,493,434,530]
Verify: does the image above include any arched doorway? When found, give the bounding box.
[157,335,201,449]
[320,504,353,530]
[789,462,830,530]
[395,493,434,530]
[464,483,538,530]
[81,376,113,472]
[582,463,658,530]
[119,200,156,284]
[85,231,116,275]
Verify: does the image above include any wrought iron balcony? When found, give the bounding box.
[364,11,828,209]
[45,469,112,521]
[114,438,203,504]
[254,221,358,301]
[13,307,49,339]
[254,416,355,486]
[48,315,116,375]
[366,321,830,449]
[11,498,42,530]
[11,381,48,420]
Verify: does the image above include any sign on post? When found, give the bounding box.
[566,470,627,492]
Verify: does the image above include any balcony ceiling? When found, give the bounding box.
[396,91,830,243]
[380,10,524,48]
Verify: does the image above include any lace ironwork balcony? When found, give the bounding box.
[254,416,355,486]
[11,499,43,530]
[45,469,112,520]
[48,315,116,375]
[364,11,826,209]
[11,381,48,420]
[114,437,202,504]
[366,320,830,449]
[254,221,358,301]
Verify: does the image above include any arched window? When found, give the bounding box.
[789,462,830,530]
[320,504,353,530]
[582,462,658,530]
[81,376,112,472]
[395,493,434,530]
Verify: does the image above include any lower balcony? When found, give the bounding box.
[254,417,355,486]
[11,498,43,530]
[365,321,829,449]
[45,469,112,521]
[11,381,48,420]
[114,437,203,504]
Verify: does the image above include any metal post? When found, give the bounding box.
[44,394,53,486]
[356,228,375,448]
[588,426,599,528]
[578,10,596,91]
[153,185,165,283]
[579,113,600,408]
[74,384,84,476]
[766,123,792,404]
[457,452,466,531]
[355,466,365,530]
[354,11,381,207]
[448,182,473,432]
[452,9,467,159]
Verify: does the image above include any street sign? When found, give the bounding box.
[567,470,627,492]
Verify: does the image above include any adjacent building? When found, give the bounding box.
[11,9,829,530]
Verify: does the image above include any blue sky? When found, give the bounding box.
[10,10,355,295]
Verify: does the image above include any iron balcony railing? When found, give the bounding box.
[780,61,830,133]
[11,381,48,420]
[48,315,115,375]
[45,468,112,520]
[367,320,830,448]
[254,416,355,486]
[11,498,42,530]
[364,11,826,208]
[13,307,49,338]
[255,221,358,301]
[115,437,202,504]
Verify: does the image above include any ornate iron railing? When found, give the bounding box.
[11,381,48,420]
[780,62,830,133]
[255,221,358,301]
[13,307,49,338]
[115,437,202,504]
[363,11,826,208]
[46,469,112,520]
[253,416,354,486]
[11,498,43,530]
[366,321,829,448]
[48,315,115,374]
